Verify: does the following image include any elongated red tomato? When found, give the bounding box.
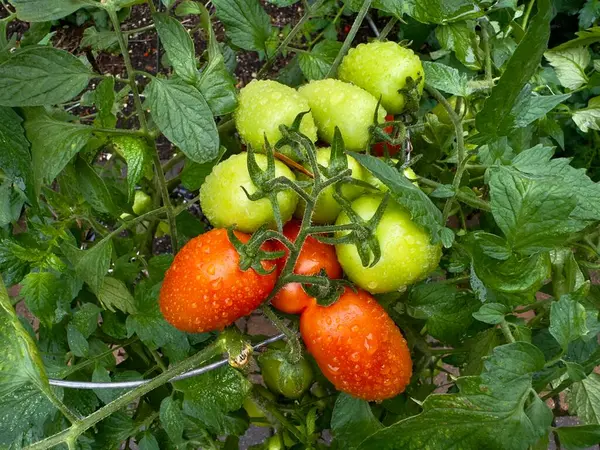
[271,221,342,315]
[300,288,412,401]
[159,229,277,332]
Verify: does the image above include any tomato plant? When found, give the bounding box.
[1,0,600,449]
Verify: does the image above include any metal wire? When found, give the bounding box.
[49,334,286,389]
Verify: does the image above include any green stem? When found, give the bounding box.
[152,150,179,254]
[326,0,373,78]
[308,4,345,47]
[257,0,328,79]
[481,22,493,82]
[44,387,80,423]
[89,126,147,137]
[500,321,516,343]
[123,24,156,35]
[261,305,302,363]
[521,0,536,30]
[378,17,398,41]
[108,8,149,133]
[25,341,224,450]
[417,176,491,211]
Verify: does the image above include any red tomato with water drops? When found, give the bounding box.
[159,229,277,333]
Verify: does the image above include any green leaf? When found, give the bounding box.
[555,425,600,450]
[94,76,117,129]
[359,343,550,450]
[403,0,485,24]
[350,153,446,245]
[72,303,101,338]
[178,365,251,435]
[98,277,136,314]
[153,13,198,83]
[511,91,571,129]
[80,27,120,53]
[63,239,112,294]
[476,0,552,136]
[298,40,343,80]
[545,47,590,90]
[159,397,185,444]
[551,27,600,51]
[20,21,52,48]
[23,108,92,195]
[20,271,65,326]
[74,157,118,217]
[9,0,88,22]
[0,106,34,203]
[569,373,600,424]
[407,282,480,343]
[212,0,272,52]
[565,362,588,382]
[550,295,588,352]
[472,232,511,261]
[488,166,583,253]
[92,366,142,405]
[196,60,238,116]
[0,278,59,445]
[331,394,382,449]
[145,77,219,164]
[112,136,152,201]
[66,322,89,357]
[573,96,600,133]
[473,303,508,325]
[0,47,92,106]
[422,61,471,96]
[138,433,160,450]
[181,155,222,190]
[436,21,481,70]
[175,0,203,15]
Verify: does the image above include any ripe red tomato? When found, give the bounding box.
[372,114,401,157]
[159,229,277,333]
[271,220,342,315]
[300,288,412,401]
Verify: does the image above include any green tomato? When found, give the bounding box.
[200,152,298,233]
[259,350,313,399]
[365,162,418,192]
[295,147,366,224]
[242,386,275,427]
[298,79,386,151]
[335,194,442,293]
[338,41,424,115]
[266,435,283,450]
[431,96,470,125]
[235,80,318,152]
[132,190,152,215]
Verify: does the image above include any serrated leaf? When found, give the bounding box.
[407,282,479,344]
[511,91,571,129]
[23,107,92,195]
[359,343,550,450]
[175,0,203,15]
[66,323,89,357]
[549,295,588,352]
[112,136,152,201]
[92,366,142,405]
[555,425,600,450]
[80,27,120,53]
[350,153,444,244]
[196,59,238,116]
[569,373,600,424]
[74,157,118,217]
[19,271,65,326]
[472,232,511,260]
[0,46,92,106]
[298,40,343,80]
[473,303,508,325]
[476,0,552,136]
[545,47,590,90]
[573,96,600,133]
[72,303,101,338]
[551,27,600,51]
[331,393,382,449]
[212,0,272,53]
[436,21,481,70]
[9,0,87,22]
[153,13,198,83]
[93,76,117,129]
[138,433,160,450]
[63,239,112,295]
[160,397,185,444]
[145,77,219,164]
[422,61,471,96]
[98,277,136,314]
[403,0,485,24]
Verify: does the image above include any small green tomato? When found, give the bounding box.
[335,194,441,293]
[200,153,298,233]
[298,79,386,151]
[338,41,424,114]
[295,147,366,224]
[132,191,152,215]
[235,80,318,152]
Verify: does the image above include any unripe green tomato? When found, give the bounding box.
[259,351,313,399]
[335,194,442,293]
[294,147,366,224]
[235,80,318,152]
[242,386,275,427]
[155,220,170,238]
[338,41,424,115]
[431,96,469,125]
[298,79,386,151]
[364,163,418,191]
[200,153,298,233]
[266,435,283,450]
[132,190,152,215]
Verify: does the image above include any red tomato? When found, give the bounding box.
[159,229,277,332]
[372,114,402,157]
[300,288,412,401]
[271,220,342,315]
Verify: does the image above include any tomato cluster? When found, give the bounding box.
[159,42,435,402]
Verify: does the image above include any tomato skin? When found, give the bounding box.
[200,153,298,233]
[300,288,412,401]
[338,41,424,114]
[235,80,318,151]
[298,79,386,151]
[294,147,366,224]
[335,195,441,294]
[271,220,342,314]
[159,229,277,333]
[259,349,314,399]
[372,114,402,157]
